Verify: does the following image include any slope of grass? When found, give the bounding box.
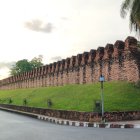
[0,81,140,112]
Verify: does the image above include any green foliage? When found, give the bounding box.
[10,59,32,75]
[23,98,27,106]
[137,41,140,48]
[30,55,43,69]
[8,98,13,104]
[10,55,43,76]
[94,100,101,112]
[47,99,52,108]
[120,0,140,35]
[133,80,140,88]
[0,82,140,112]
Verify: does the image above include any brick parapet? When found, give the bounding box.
[104,44,114,60]
[88,49,96,64]
[0,36,140,89]
[69,56,76,68]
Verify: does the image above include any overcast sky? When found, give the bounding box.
[0,0,136,80]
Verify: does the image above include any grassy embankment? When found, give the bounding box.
[0,81,140,112]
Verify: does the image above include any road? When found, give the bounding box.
[0,110,139,140]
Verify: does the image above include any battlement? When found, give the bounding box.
[0,36,140,89]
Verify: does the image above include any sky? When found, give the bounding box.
[0,0,136,80]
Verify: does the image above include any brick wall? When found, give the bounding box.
[0,104,140,122]
[0,36,140,90]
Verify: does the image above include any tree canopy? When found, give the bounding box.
[10,55,43,76]
[120,0,140,34]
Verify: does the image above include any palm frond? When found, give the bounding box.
[120,0,132,18]
[129,0,140,34]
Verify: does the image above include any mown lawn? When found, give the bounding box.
[0,81,140,112]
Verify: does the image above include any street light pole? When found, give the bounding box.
[99,75,105,117]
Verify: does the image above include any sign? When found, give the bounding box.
[99,75,105,82]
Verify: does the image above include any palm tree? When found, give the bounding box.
[121,0,140,34]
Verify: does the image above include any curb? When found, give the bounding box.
[0,107,140,129]
[37,115,139,128]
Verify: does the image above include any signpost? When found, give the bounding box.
[99,75,105,117]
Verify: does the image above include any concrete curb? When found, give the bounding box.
[37,115,140,128]
[0,107,140,129]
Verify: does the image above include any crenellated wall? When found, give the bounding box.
[0,36,140,90]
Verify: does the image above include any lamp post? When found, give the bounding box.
[99,74,105,117]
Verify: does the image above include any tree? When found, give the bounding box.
[120,0,140,34]
[10,59,32,75]
[30,55,43,69]
[10,55,44,76]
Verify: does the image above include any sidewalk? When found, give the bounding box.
[0,106,140,128]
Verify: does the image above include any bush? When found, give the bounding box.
[8,98,13,104]
[94,100,101,113]
[47,99,52,108]
[133,81,140,88]
[23,98,27,106]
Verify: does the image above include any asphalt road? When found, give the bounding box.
[0,110,140,140]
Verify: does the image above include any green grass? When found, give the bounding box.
[0,81,140,112]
